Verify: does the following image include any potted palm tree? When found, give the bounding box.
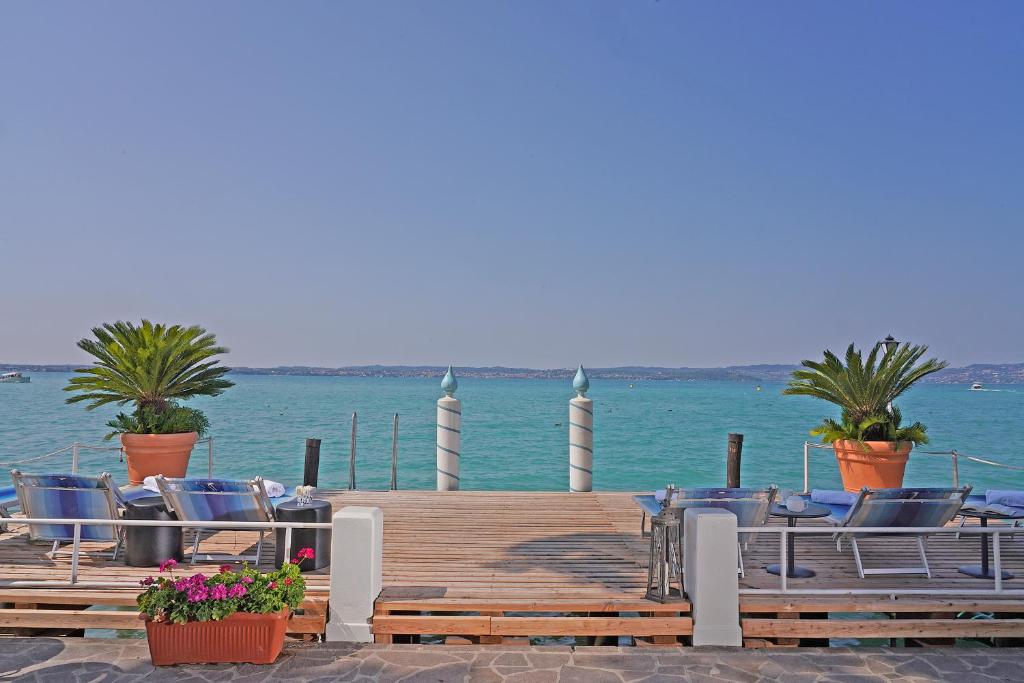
[65,321,233,484]
[784,342,947,492]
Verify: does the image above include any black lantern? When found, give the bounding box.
[881,334,899,356]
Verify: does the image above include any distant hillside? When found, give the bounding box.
[7,361,1021,383]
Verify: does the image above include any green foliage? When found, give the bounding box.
[784,342,947,445]
[104,404,210,440]
[137,555,310,625]
[64,320,233,436]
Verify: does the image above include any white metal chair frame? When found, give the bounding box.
[10,470,125,562]
[833,487,971,579]
[156,476,276,565]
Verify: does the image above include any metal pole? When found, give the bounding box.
[391,413,399,490]
[349,412,357,490]
[208,437,214,478]
[951,450,960,489]
[802,442,810,494]
[71,442,80,474]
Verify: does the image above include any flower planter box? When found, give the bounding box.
[144,607,289,665]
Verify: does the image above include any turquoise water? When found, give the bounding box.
[2,373,1022,492]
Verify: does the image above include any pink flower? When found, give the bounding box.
[210,584,228,600]
[219,564,232,573]
[186,585,210,603]
[283,578,293,586]
[173,578,190,592]
[241,575,254,584]
[268,581,277,589]
[139,576,154,586]
[297,547,315,560]
[159,558,178,573]
[227,583,247,599]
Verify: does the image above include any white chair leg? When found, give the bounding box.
[256,530,265,565]
[736,541,745,578]
[956,515,967,540]
[189,530,202,565]
[917,537,931,578]
[47,540,60,559]
[851,538,865,579]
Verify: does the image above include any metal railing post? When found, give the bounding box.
[349,412,357,490]
[951,450,960,489]
[390,413,399,491]
[208,437,214,478]
[994,531,1003,593]
[779,528,788,593]
[71,442,80,474]
[802,442,810,494]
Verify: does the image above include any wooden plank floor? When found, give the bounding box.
[2,490,1024,642]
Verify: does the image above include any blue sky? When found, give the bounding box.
[1,2,1021,368]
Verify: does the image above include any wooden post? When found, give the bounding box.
[303,438,322,487]
[727,433,744,488]
[569,365,593,492]
[437,367,461,491]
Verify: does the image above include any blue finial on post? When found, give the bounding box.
[441,366,458,397]
[572,364,589,398]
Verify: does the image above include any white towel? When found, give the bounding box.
[263,480,285,498]
[143,476,160,493]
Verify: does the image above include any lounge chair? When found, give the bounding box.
[155,476,276,564]
[636,486,778,577]
[827,486,971,578]
[10,470,126,560]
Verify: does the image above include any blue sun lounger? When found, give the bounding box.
[819,486,972,578]
[155,476,278,564]
[635,486,778,577]
[10,470,127,561]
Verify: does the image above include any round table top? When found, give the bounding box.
[958,507,1024,520]
[276,498,332,513]
[769,502,831,519]
[127,495,167,508]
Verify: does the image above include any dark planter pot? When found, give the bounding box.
[143,607,289,665]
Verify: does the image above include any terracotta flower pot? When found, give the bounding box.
[144,608,289,665]
[832,439,913,492]
[120,432,198,485]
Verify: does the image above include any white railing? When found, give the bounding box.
[801,441,1024,493]
[738,524,1024,596]
[0,515,327,587]
[0,438,215,477]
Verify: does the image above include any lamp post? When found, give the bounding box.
[881,334,899,356]
[881,335,899,412]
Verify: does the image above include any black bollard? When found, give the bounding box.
[727,433,744,488]
[303,438,322,487]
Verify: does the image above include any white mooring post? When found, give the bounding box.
[569,364,593,492]
[436,366,461,491]
[683,507,742,646]
[326,506,383,642]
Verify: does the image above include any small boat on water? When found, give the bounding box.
[0,371,30,384]
[970,382,983,391]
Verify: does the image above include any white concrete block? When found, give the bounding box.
[325,506,383,642]
[683,507,742,647]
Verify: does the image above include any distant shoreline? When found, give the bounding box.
[3,363,1022,384]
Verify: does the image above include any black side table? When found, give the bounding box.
[275,499,332,570]
[125,495,184,567]
[957,509,1024,580]
[766,502,831,579]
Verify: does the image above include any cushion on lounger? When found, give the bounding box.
[811,489,858,507]
[986,490,1024,508]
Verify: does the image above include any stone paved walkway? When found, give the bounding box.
[1,639,1021,682]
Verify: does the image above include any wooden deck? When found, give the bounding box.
[2,490,1024,645]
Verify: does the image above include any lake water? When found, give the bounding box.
[2,373,1022,493]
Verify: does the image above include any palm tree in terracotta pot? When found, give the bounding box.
[65,321,233,484]
[784,342,947,492]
